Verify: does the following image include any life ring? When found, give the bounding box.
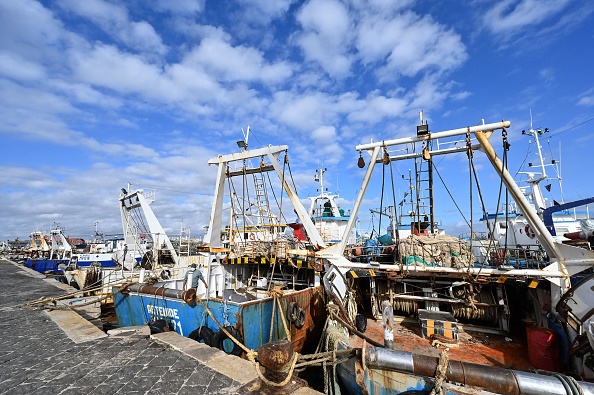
[189,326,214,346]
[249,233,255,241]
[212,326,243,356]
[286,302,299,323]
[525,224,536,239]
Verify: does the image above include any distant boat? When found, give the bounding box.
[473,118,594,271]
[71,223,122,269]
[293,167,356,245]
[24,229,71,273]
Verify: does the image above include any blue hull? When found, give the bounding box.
[24,258,69,274]
[73,253,117,268]
[76,259,117,268]
[113,284,325,353]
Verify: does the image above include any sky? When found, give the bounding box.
[2,0,594,243]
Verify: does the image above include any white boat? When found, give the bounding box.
[300,167,356,246]
[317,117,594,394]
[481,118,594,252]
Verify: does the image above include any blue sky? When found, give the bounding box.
[1,0,594,242]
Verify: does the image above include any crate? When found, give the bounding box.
[418,309,458,341]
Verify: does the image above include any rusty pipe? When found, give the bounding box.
[365,346,594,395]
[125,283,185,299]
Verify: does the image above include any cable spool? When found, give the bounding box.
[451,287,499,324]
[391,283,418,315]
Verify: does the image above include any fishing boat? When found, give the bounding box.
[477,118,594,270]
[318,117,594,394]
[25,228,72,273]
[113,133,328,356]
[70,222,122,269]
[302,167,357,246]
[60,189,170,297]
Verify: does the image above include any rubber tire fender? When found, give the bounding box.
[286,302,299,323]
[149,319,169,334]
[294,308,306,329]
[189,326,214,346]
[212,326,243,356]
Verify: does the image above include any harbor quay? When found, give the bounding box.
[0,259,320,395]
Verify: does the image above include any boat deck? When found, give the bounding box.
[349,315,533,371]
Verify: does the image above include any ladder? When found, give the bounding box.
[252,172,274,231]
[178,222,191,260]
[413,152,435,233]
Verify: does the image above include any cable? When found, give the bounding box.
[547,116,594,139]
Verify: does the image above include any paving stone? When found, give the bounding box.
[0,260,320,395]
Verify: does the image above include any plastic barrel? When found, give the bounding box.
[526,326,561,372]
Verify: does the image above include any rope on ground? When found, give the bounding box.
[22,271,140,308]
[26,283,132,311]
[430,348,449,395]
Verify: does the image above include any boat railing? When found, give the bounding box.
[489,244,549,270]
[349,236,549,271]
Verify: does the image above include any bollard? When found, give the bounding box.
[257,339,295,385]
[382,300,394,349]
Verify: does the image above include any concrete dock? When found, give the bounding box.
[0,259,321,394]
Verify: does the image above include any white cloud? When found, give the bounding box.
[357,11,467,78]
[295,0,353,77]
[483,0,570,34]
[0,51,46,81]
[71,44,166,95]
[348,92,407,123]
[577,90,594,107]
[153,0,206,15]
[58,0,167,55]
[236,0,296,21]
[0,0,74,62]
[185,37,294,84]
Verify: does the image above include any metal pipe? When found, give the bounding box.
[356,121,510,151]
[126,283,185,299]
[337,145,381,255]
[365,345,594,395]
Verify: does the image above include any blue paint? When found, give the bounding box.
[113,290,291,350]
[24,258,69,273]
